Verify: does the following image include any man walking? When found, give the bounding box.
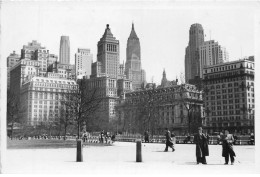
[193,127,209,164]
[164,128,175,152]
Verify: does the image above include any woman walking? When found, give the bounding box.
[222,130,236,165]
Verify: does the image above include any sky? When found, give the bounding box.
[1,0,258,85]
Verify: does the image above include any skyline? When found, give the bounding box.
[1,1,257,85]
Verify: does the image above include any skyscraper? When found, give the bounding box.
[75,48,93,79]
[125,23,146,90]
[199,40,229,78]
[185,23,204,83]
[59,36,70,64]
[97,24,119,78]
[88,24,132,125]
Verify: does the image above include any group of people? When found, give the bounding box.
[164,127,236,165]
[193,127,236,165]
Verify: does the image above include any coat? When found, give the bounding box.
[194,133,209,157]
[165,130,174,146]
[222,134,236,157]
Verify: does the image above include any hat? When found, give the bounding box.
[198,127,203,130]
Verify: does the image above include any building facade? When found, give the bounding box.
[87,24,132,124]
[199,40,229,78]
[7,51,20,90]
[97,24,120,78]
[21,40,49,77]
[203,58,254,134]
[75,48,93,79]
[59,36,70,64]
[125,23,146,90]
[20,76,77,125]
[117,82,204,135]
[185,23,205,83]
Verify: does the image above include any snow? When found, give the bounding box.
[2,142,258,174]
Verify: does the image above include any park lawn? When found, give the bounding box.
[7,139,112,149]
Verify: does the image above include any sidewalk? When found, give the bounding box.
[2,142,258,174]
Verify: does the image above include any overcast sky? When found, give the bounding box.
[1,1,258,85]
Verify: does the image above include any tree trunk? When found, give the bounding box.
[64,124,67,140]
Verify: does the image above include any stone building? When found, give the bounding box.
[20,76,77,125]
[203,57,254,134]
[117,81,204,135]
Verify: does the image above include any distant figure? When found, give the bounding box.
[205,132,210,144]
[184,134,191,143]
[164,128,175,152]
[111,134,116,142]
[193,127,209,164]
[222,130,236,165]
[144,131,149,143]
[249,133,254,145]
[82,131,87,142]
[100,130,104,143]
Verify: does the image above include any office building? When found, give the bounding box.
[203,57,254,134]
[125,23,146,90]
[75,48,93,79]
[59,36,70,64]
[185,23,204,83]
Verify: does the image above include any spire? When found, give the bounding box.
[163,68,166,78]
[101,24,114,40]
[129,23,138,39]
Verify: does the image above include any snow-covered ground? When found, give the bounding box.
[2,142,258,174]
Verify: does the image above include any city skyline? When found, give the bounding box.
[1,1,256,85]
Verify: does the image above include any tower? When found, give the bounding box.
[59,36,70,64]
[125,23,145,90]
[97,24,120,78]
[185,23,204,83]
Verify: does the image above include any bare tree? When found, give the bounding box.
[7,91,23,139]
[61,79,104,139]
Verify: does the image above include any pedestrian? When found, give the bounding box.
[193,127,209,164]
[222,130,236,165]
[144,131,149,143]
[205,132,210,144]
[100,130,104,143]
[164,128,175,152]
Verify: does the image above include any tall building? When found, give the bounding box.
[199,40,229,78]
[21,40,49,77]
[59,36,70,64]
[185,23,204,83]
[125,23,146,90]
[88,24,132,124]
[203,57,254,134]
[7,51,20,90]
[97,24,119,78]
[75,48,93,79]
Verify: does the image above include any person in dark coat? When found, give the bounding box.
[144,131,149,143]
[222,130,236,165]
[164,128,175,152]
[193,127,209,164]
